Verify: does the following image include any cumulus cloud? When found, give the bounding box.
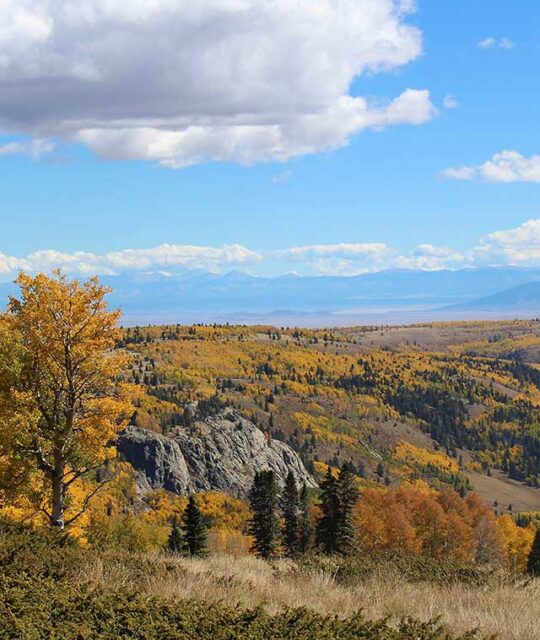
[289,225,540,274]
[282,243,392,259]
[0,0,435,167]
[0,252,29,275]
[442,94,458,109]
[278,242,467,275]
[392,244,466,271]
[471,220,540,266]
[441,166,477,181]
[478,37,497,49]
[443,151,540,183]
[271,170,292,184]
[0,244,261,277]
[74,89,436,168]
[0,138,55,158]
[478,37,514,49]
[280,243,395,275]
[4,221,540,278]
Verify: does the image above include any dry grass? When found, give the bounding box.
[80,553,540,640]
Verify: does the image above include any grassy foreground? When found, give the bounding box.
[2,522,539,639]
[81,553,539,640]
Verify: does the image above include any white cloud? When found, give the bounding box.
[279,242,465,275]
[0,0,435,167]
[0,244,261,277]
[499,38,515,50]
[0,141,25,156]
[392,244,466,271]
[280,243,394,275]
[443,151,540,183]
[282,243,392,258]
[443,94,458,109]
[441,166,476,181]
[0,252,29,275]
[271,170,292,184]
[75,90,437,168]
[0,138,55,158]
[478,37,497,49]
[478,37,514,50]
[5,221,540,278]
[471,220,540,265]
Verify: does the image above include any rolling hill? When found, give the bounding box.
[121,320,540,512]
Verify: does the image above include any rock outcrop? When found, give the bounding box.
[117,406,316,498]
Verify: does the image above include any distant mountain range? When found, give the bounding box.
[2,267,540,326]
[451,281,540,311]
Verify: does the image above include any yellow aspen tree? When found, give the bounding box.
[0,271,133,528]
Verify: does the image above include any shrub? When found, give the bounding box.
[0,520,479,640]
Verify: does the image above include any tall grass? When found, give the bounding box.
[81,552,540,640]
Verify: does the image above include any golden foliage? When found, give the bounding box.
[496,514,535,572]
[393,441,460,481]
[0,271,134,527]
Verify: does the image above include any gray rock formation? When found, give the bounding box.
[117,407,316,498]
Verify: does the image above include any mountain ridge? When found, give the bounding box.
[3,267,540,324]
[448,281,540,311]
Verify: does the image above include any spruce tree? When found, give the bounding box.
[315,467,340,554]
[167,516,185,554]
[527,527,540,574]
[248,470,280,558]
[298,483,313,554]
[281,471,299,556]
[182,495,207,557]
[336,462,358,555]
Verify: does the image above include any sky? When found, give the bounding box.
[0,0,539,279]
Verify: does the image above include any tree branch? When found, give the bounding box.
[39,507,52,522]
[63,473,116,528]
[29,442,54,475]
[63,461,111,488]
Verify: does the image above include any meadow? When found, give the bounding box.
[2,520,539,640]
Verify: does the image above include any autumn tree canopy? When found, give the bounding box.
[0,271,133,528]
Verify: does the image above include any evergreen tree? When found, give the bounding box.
[336,462,358,555]
[281,471,299,556]
[298,483,313,554]
[527,527,540,574]
[315,467,340,554]
[167,516,185,554]
[248,470,280,558]
[182,495,207,557]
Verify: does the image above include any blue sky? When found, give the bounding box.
[0,0,539,278]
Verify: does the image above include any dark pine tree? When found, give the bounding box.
[316,467,340,554]
[298,483,313,554]
[281,471,299,556]
[182,495,207,557]
[336,462,359,555]
[248,470,280,558]
[167,516,185,554]
[527,527,540,574]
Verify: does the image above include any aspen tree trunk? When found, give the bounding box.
[50,450,65,528]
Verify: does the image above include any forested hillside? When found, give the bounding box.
[2,274,540,640]
[121,320,540,504]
